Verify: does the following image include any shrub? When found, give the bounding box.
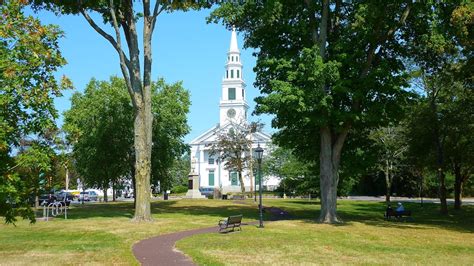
[172,185,188,194]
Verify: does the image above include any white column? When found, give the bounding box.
[199,148,205,187]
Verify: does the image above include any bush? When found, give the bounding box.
[172,185,188,194]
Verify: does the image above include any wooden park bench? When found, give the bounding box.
[218,215,243,233]
[385,209,413,221]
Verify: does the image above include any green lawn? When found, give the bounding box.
[177,199,474,265]
[1,199,473,265]
[0,200,260,265]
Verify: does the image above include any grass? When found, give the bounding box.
[0,200,260,265]
[1,199,473,265]
[177,199,474,265]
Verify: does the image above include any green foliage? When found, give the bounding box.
[150,80,190,190]
[168,153,191,189]
[0,1,69,224]
[64,77,190,192]
[210,2,470,215]
[263,146,318,196]
[64,77,133,191]
[209,1,416,183]
[171,185,188,194]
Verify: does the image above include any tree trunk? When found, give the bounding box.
[453,163,462,210]
[238,171,245,194]
[438,169,448,214]
[132,106,152,222]
[430,96,448,215]
[103,188,108,202]
[112,182,116,202]
[132,171,136,209]
[35,194,39,210]
[318,127,344,223]
[385,160,391,203]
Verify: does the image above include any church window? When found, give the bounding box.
[230,172,238,186]
[226,70,228,79]
[228,87,236,100]
[231,69,234,78]
[242,89,244,98]
[231,56,234,62]
[236,56,239,61]
[208,158,214,165]
[208,170,215,186]
[237,70,240,78]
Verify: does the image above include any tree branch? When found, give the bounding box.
[107,0,137,107]
[304,0,319,45]
[360,3,411,78]
[79,9,131,70]
[332,125,350,167]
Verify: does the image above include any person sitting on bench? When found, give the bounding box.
[385,204,393,217]
[396,202,405,216]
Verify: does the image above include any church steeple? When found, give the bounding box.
[219,27,249,126]
[229,26,239,53]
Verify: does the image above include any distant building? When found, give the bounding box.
[189,28,278,193]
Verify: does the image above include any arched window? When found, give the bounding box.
[226,70,228,79]
[242,89,245,98]
[231,69,234,79]
[237,70,240,78]
[236,56,239,61]
[231,56,234,62]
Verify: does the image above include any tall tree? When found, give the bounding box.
[0,1,70,224]
[64,77,190,202]
[31,0,209,221]
[210,1,426,223]
[369,125,408,203]
[406,68,473,213]
[404,1,472,214]
[64,77,134,202]
[150,79,191,192]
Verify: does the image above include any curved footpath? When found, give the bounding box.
[132,203,290,266]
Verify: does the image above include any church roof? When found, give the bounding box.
[189,122,271,146]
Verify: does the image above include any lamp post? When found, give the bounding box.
[255,144,264,228]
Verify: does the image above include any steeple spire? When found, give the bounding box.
[220,27,248,126]
[229,26,239,52]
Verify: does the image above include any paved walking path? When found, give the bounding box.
[132,202,290,266]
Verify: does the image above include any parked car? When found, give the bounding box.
[79,191,98,201]
[56,192,74,203]
[38,194,57,205]
[199,187,214,198]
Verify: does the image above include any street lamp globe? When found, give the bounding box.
[255,145,264,162]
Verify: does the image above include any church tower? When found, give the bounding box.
[219,27,249,126]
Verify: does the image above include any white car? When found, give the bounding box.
[79,191,98,201]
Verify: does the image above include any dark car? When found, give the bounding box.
[38,194,57,205]
[199,187,214,198]
[56,192,74,203]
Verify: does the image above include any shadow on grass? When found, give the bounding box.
[60,199,474,234]
[277,200,474,233]
[63,200,266,222]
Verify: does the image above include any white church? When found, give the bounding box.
[189,28,279,193]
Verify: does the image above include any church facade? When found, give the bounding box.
[189,28,279,193]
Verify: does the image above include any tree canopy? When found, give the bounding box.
[64,76,190,200]
[209,1,469,222]
[0,1,70,224]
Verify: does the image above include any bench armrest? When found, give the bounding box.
[218,219,227,226]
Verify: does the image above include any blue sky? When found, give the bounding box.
[30,7,274,143]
